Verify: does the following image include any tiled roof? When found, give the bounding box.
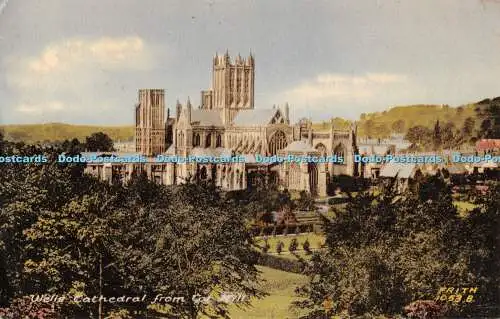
[476,139,500,152]
[164,144,175,155]
[380,162,417,179]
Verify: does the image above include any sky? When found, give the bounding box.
[0,0,499,125]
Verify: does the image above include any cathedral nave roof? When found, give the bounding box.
[191,109,223,126]
[232,109,280,126]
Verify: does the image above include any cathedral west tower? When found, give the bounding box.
[135,89,166,156]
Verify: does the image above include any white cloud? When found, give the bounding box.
[5,36,157,119]
[16,101,65,115]
[25,37,148,76]
[280,73,408,105]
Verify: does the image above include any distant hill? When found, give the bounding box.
[356,103,478,138]
[0,123,134,143]
[315,100,489,138]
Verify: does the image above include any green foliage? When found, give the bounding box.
[288,238,298,253]
[405,119,475,150]
[256,253,304,274]
[314,98,497,140]
[85,132,114,152]
[295,178,500,318]
[232,173,292,215]
[302,239,311,255]
[356,103,478,138]
[293,191,315,211]
[0,141,264,318]
[276,241,284,255]
[262,238,270,253]
[475,97,500,138]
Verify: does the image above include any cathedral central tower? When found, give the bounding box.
[201,51,255,123]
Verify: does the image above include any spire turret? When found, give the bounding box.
[176,99,182,120]
[186,97,192,124]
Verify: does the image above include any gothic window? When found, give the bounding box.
[199,166,207,180]
[315,143,327,156]
[216,134,222,147]
[333,143,346,165]
[193,133,201,147]
[290,162,301,188]
[308,163,318,195]
[206,133,212,147]
[268,130,287,156]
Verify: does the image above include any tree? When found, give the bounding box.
[61,138,84,154]
[462,117,475,138]
[262,238,270,253]
[294,191,315,211]
[232,176,292,221]
[363,119,375,138]
[405,125,432,148]
[1,141,265,318]
[302,239,311,255]
[440,122,456,149]
[276,241,284,255]
[109,179,265,318]
[433,120,442,151]
[476,97,500,138]
[295,178,497,318]
[85,132,114,152]
[288,238,298,253]
[391,119,406,134]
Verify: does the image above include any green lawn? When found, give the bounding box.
[227,266,309,319]
[453,200,478,217]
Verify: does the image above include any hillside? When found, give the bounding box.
[315,101,486,138]
[0,123,134,143]
[356,103,478,137]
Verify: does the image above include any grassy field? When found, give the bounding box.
[227,266,309,319]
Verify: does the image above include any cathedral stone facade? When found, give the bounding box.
[84,52,357,196]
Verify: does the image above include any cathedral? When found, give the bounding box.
[85,52,357,196]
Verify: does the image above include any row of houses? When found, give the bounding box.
[365,139,500,193]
